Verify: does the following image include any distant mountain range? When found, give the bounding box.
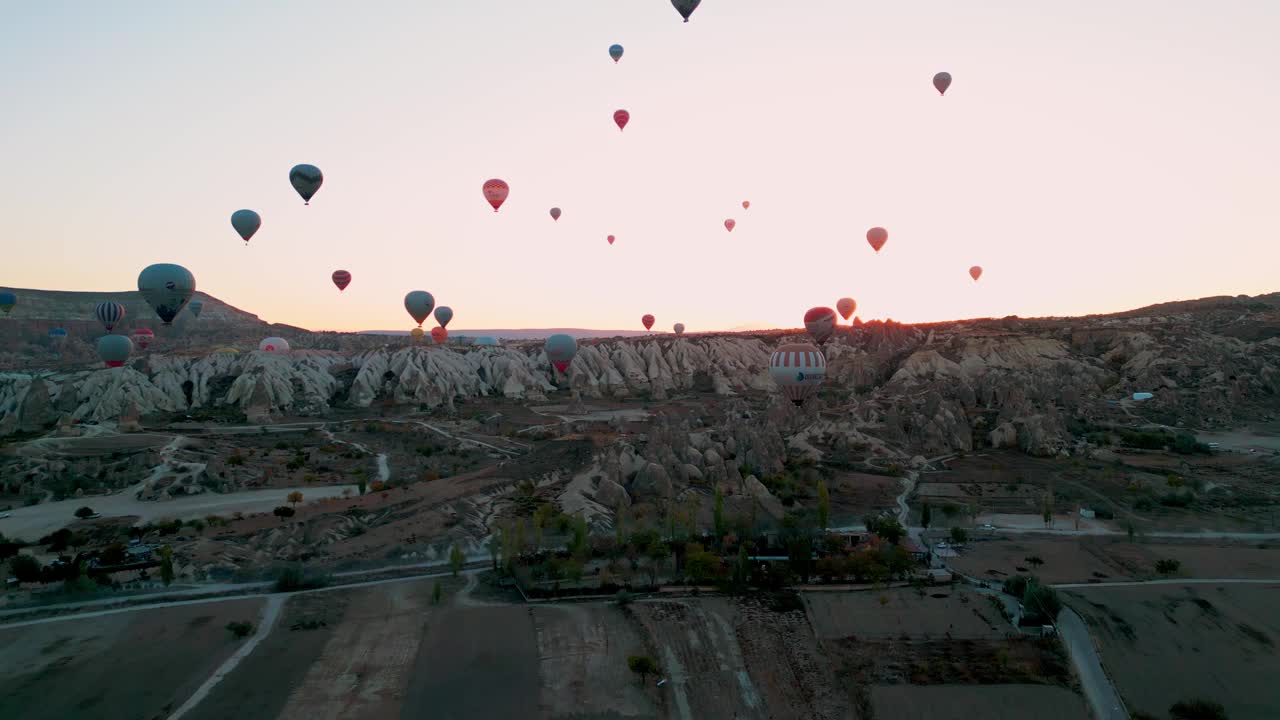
[360,328,656,340]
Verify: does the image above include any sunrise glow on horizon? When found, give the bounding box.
[2,2,1277,333]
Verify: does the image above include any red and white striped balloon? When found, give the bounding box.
[769,343,827,406]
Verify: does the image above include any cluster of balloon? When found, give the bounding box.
[545,333,578,373]
[98,335,133,368]
[95,301,125,331]
[289,164,324,205]
[259,336,290,353]
[673,323,685,336]
[431,326,449,344]
[132,328,155,351]
[836,297,857,321]
[404,291,435,328]
[0,291,15,316]
[672,0,701,23]
[549,207,562,222]
[332,270,352,292]
[969,266,983,282]
[230,209,261,245]
[803,307,837,345]
[188,299,203,318]
[483,179,509,212]
[769,343,827,406]
[866,227,888,253]
[724,219,735,232]
[609,44,624,62]
[641,314,655,331]
[614,109,630,131]
[137,263,196,326]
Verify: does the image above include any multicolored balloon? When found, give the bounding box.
[866,227,888,253]
[803,307,837,345]
[673,323,685,336]
[434,306,453,328]
[95,301,125,331]
[969,265,983,282]
[48,327,68,343]
[0,291,16,316]
[724,219,736,232]
[404,291,435,327]
[545,333,578,373]
[430,326,448,344]
[332,270,352,291]
[137,263,196,326]
[614,109,630,131]
[98,334,133,368]
[550,207,562,221]
[642,314,655,331]
[231,209,261,244]
[836,297,857,321]
[609,44,624,62]
[187,299,203,318]
[289,164,323,205]
[259,336,290,352]
[132,328,155,350]
[483,179,509,212]
[769,343,827,406]
[672,0,702,23]
[933,72,952,96]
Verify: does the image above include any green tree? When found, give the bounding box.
[864,513,905,545]
[449,544,464,577]
[273,505,295,521]
[949,526,969,544]
[159,544,174,586]
[487,531,501,572]
[733,543,750,589]
[816,480,831,529]
[74,506,96,519]
[571,514,589,558]
[920,502,932,529]
[1042,493,1053,528]
[1025,555,1044,569]
[713,488,726,540]
[627,655,660,685]
[1168,698,1228,720]
[357,474,367,496]
[684,543,717,583]
[1022,581,1062,623]
[226,621,254,638]
[1155,558,1181,575]
[287,491,303,507]
[9,554,41,583]
[432,580,443,604]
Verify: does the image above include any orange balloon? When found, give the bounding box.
[969,266,983,282]
[430,326,448,344]
[866,227,888,253]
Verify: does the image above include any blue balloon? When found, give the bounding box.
[545,334,578,372]
[609,44,624,62]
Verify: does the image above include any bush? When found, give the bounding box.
[1155,558,1181,575]
[74,506,96,519]
[226,621,255,638]
[949,527,969,544]
[274,565,330,592]
[9,554,41,583]
[1169,698,1229,720]
[273,505,296,521]
[227,452,245,466]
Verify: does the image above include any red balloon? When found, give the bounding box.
[613,109,630,131]
[724,219,736,232]
[482,179,509,212]
[607,235,615,245]
[641,314,655,331]
[803,307,837,345]
[969,265,983,282]
[866,227,888,253]
[431,326,448,344]
[550,207,561,221]
[742,200,750,209]
[132,328,155,350]
[332,269,352,291]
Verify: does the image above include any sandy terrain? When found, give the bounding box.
[871,684,1089,720]
[805,588,1009,640]
[0,597,264,720]
[532,604,660,719]
[1064,583,1280,719]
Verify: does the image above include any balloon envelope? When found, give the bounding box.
[550,207,561,221]
[724,219,735,232]
[613,109,630,131]
[482,179,509,212]
[1132,392,1154,401]
[769,343,827,406]
[641,314,655,331]
[933,72,952,95]
[97,334,133,367]
[836,298,857,320]
[332,270,352,291]
[94,301,126,331]
[866,227,888,253]
[672,0,702,22]
[49,328,68,341]
[404,291,435,326]
[545,334,578,373]
[969,265,983,281]
[430,326,448,344]
[609,44,624,62]
[0,291,16,315]
[607,235,615,245]
[434,306,453,328]
[137,263,196,326]
[804,307,837,345]
[187,299,203,318]
[230,209,261,243]
[132,328,155,350]
[289,164,323,204]
[673,323,685,336]
[410,327,425,340]
[259,336,290,352]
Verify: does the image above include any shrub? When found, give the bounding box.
[226,621,255,638]
[1169,698,1229,720]
[227,452,245,466]
[1155,558,1181,575]
[274,565,330,592]
[74,506,96,519]
[273,506,296,521]
[9,554,41,583]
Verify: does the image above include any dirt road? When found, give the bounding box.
[1057,607,1128,720]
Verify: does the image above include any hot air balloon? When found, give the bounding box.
[188,299,203,318]
[332,270,352,291]
[49,328,68,346]
[137,264,196,326]
[672,0,701,22]
[613,109,630,131]
[836,298,857,321]
[742,201,750,209]
[724,219,736,232]
[404,291,435,327]
[94,302,125,331]
[132,328,155,350]
[482,179,509,212]
[289,164,323,204]
[434,306,453,328]
[230,209,261,244]
[431,326,449,344]
[969,266,983,282]
[642,314,655,331]
[259,336,290,352]
[1132,392,1154,401]
[769,343,827,406]
[933,72,952,96]
[550,207,562,221]
[867,227,888,253]
[607,235,616,245]
[545,334,578,373]
[211,346,240,355]
[0,291,15,316]
[97,335,132,368]
[673,323,685,336]
[804,307,837,345]
[410,327,425,341]
[609,44,624,62]
[474,336,499,346]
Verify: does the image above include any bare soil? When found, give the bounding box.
[805,587,1009,640]
[870,684,1089,720]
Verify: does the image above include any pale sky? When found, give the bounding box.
[3,1,1277,332]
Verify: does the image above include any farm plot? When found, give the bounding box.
[805,587,1009,640]
[871,684,1088,720]
[532,604,660,719]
